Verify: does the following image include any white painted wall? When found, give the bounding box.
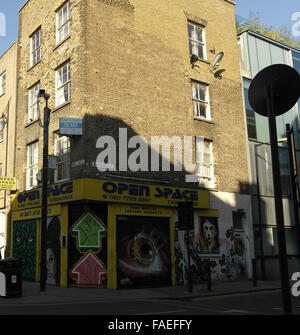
[210,191,254,279]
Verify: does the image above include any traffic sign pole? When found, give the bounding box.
[265,83,292,314]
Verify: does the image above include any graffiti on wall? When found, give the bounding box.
[71,251,107,286]
[13,220,37,281]
[199,217,220,254]
[117,216,171,288]
[219,229,246,280]
[46,216,61,286]
[175,217,246,285]
[71,212,106,253]
[69,208,107,288]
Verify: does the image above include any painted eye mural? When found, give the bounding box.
[117,216,171,289]
[13,220,37,281]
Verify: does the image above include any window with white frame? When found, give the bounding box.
[188,21,206,60]
[27,141,39,190]
[56,1,70,44]
[28,83,40,122]
[0,71,6,96]
[30,28,41,67]
[192,81,210,119]
[55,62,70,107]
[0,117,4,141]
[54,133,70,182]
[195,136,214,188]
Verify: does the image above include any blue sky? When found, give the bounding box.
[0,0,25,56]
[235,0,300,31]
[0,0,299,56]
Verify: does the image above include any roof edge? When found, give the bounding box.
[0,39,18,59]
[224,0,236,5]
[238,29,300,53]
[18,0,30,12]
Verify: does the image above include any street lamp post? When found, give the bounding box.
[38,89,51,294]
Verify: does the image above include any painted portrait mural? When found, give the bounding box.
[46,216,61,286]
[175,213,247,286]
[116,215,171,289]
[199,217,220,255]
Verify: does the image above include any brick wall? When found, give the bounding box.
[15,0,249,194]
[0,42,18,208]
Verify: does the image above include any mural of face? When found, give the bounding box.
[203,220,217,243]
[201,218,219,254]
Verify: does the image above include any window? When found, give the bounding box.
[27,142,39,190]
[192,81,210,119]
[54,133,70,182]
[188,21,206,60]
[55,62,70,107]
[195,136,214,188]
[232,210,245,230]
[0,117,4,141]
[28,83,40,122]
[246,109,257,140]
[0,71,6,96]
[30,28,41,67]
[56,1,70,44]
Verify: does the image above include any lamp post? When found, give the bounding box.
[37,89,51,294]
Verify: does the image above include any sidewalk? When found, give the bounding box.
[0,279,281,305]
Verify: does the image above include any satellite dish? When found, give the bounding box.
[210,51,224,72]
[248,64,300,117]
[190,54,199,67]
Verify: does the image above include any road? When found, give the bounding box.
[0,290,299,315]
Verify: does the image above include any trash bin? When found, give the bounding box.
[0,257,22,297]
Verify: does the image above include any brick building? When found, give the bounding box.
[0,41,18,260]
[9,0,252,289]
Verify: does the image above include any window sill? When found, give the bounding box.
[52,100,71,113]
[193,116,215,125]
[53,35,71,51]
[54,177,70,183]
[201,186,216,191]
[191,57,210,65]
[27,60,41,72]
[198,58,210,65]
[25,119,40,128]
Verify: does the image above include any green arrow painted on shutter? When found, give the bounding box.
[71,212,106,252]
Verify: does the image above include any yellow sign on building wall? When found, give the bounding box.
[12,178,210,211]
[0,177,17,191]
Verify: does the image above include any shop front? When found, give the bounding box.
[10,178,217,289]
